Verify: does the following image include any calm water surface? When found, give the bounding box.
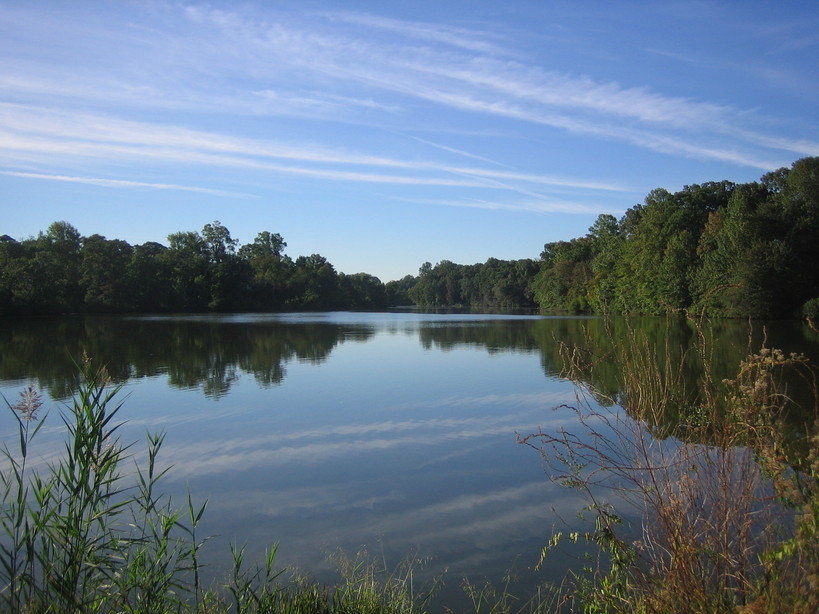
[2,312,817,606]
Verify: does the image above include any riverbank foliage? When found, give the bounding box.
[532,157,819,318]
[2,157,816,317]
[399,156,819,317]
[0,223,396,315]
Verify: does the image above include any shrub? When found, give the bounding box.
[802,297,819,320]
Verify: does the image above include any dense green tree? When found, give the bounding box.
[127,242,173,312]
[339,273,387,309]
[530,167,816,318]
[532,238,593,312]
[617,188,679,313]
[0,236,33,315]
[692,183,767,315]
[690,161,819,317]
[586,214,624,313]
[433,260,464,306]
[407,262,435,306]
[208,256,251,312]
[238,231,292,309]
[385,275,418,306]
[164,230,210,311]
[80,235,134,312]
[202,220,238,265]
[3,159,817,318]
[35,221,84,312]
[406,258,537,309]
[197,221,249,311]
[288,254,340,309]
[612,182,733,314]
[740,239,797,318]
[782,157,819,310]
[0,222,384,314]
[408,260,462,306]
[478,258,538,309]
[44,220,82,250]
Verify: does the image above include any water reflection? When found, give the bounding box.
[2,313,817,439]
[0,315,376,398]
[1,313,817,608]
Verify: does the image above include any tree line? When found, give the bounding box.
[0,222,396,315]
[2,156,817,317]
[406,258,539,310]
[533,156,819,318]
[0,219,540,315]
[400,156,819,318]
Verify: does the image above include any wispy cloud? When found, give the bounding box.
[0,1,811,212]
[396,132,515,169]
[397,195,611,215]
[325,12,513,56]
[0,103,628,194]
[391,55,732,128]
[78,4,797,169]
[0,170,253,197]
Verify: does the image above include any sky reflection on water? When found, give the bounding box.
[0,313,589,606]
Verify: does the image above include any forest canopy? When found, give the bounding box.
[0,222,400,315]
[532,156,819,318]
[1,157,817,318]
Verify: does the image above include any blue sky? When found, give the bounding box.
[2,1,818,282]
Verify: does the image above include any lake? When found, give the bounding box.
[1,312,817,608]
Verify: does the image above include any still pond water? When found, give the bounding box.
[1,312,817,606]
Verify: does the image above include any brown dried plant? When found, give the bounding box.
[521,317,819,613]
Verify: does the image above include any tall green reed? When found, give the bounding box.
[0,357,214,613]
[1,384,46,611]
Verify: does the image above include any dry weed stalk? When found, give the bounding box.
[520,317,819,613]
